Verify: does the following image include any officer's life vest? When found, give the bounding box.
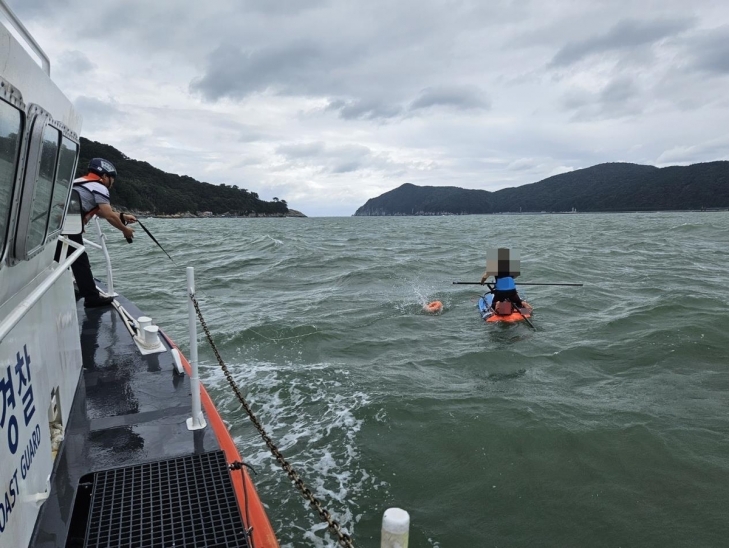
[73,174,109,225]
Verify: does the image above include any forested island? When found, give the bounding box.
[354,162,729,216]
[77,138,301,217]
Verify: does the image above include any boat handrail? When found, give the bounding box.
[0,235,84,343]
[84,216,117,296]
[185,267,206,430]
[0,0,51,75]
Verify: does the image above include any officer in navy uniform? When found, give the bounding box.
[55,158,136,307]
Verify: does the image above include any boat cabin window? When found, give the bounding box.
[14,111,78,261]
[0,99,23,262]
[25,123,61,251]
[47,137,78,238]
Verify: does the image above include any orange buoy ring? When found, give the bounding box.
[424,300,443,313]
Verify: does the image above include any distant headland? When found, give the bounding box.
[353,162,729,216]
[77,137,306,218]
[150,209,307,219]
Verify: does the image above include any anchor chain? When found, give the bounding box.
[190,293,355,548]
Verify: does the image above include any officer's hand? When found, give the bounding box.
[124,214,137,224]
[122,226,135,240]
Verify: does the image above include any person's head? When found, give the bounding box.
[88,158,117,188]
[485,247,520,278]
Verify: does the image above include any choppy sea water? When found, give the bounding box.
[93,212,729,547]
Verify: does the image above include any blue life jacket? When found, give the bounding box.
[494,276,516,291]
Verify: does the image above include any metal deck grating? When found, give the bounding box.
[84,451,250,547]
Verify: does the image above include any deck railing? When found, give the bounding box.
[83,216,117,296]
[186,266,206,430]
[0,235,85,343]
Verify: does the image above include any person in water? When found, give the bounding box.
[486,275,524,311]
[480,247,525,314]
[55,158,136,307]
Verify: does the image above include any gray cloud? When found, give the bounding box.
[236,0,326,15]
[409,85,490,111]
[550,18,694,67]
[599,76,639,105]
[190,41,326,101]
[331,160,362,173]
[275,141,408,175]
[507,158,539,171]
[561,76,643,121]
[657,136,729,165]
[325,85,489,121]
[561,89,591,111]
[5,0,69,18]
[57,50,95,74]
[74,97,125,127]
[276,142,326,158]
[686,25,729,74]
[326,98,403,120]
[185,1,468,110]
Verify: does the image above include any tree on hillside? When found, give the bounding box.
[77,137,290,216]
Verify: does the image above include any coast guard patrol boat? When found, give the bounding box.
[0,2,278,546]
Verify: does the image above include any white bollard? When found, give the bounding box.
[142,325,160,348]
[381,508,409,548]
[138,316,152,332]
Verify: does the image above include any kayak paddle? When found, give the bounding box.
[511,300,536,330]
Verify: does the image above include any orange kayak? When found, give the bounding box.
[478,294,533,323]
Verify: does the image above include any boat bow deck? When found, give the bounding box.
[31,291,249,547]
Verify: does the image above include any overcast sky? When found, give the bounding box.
[7,0,729,215]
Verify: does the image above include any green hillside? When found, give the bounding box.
[77,137,289,216]
[354,162,729,215]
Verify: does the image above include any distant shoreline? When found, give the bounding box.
[130,208,729,220]
[130,209,308,219]
[353,208,729,217]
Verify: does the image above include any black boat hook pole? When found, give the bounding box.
[121,212,176,263]
[453,281,583,286]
